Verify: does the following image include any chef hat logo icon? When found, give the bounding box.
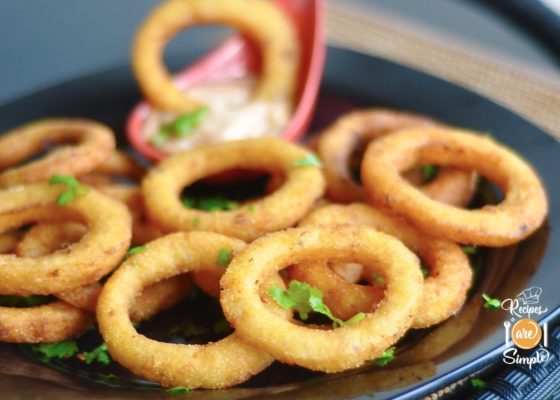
[516,287,542,305]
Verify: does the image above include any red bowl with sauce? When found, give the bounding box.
[127,0,325,162]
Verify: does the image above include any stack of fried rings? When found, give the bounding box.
[0,110,548,390]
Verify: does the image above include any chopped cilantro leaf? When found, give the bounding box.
[80,343,111,365]
[126,245,147,258]
[293,153,322,168]
[212,319,232,335]
[461,245,478,255]
[182,195,239,212]
[370,346,396,366]
[49,175,90,206]
[100,373,120,385]
[246,204,256,213]
[482,293,501,311]
[420,263,430,279]
[192,217,201,228]
[371,273,385,285]
[471,378,486,390]
[421,165,438,181]
[150,107,207,147]
[166,386,191,395]
[268,280,363,328]
[217,248,233,267]
[32,340,79,359]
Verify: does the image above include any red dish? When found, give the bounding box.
[127,0,325,161]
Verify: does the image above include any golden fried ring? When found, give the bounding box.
[0,232,21,254]
[16,222,190,322]
[142,138,326,241]
[0,184,131,295]
[0,119,115,188]
[293,204,472,328]
[318,109,476,206]
[93,184,164,245]
[97,232,286,389]
[79,150,146,186]
[132,0,299,113]
[0,302,93,343]
[220,227,423,372]
[361,128,548,246]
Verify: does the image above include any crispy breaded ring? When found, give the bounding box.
[142,138,326,241]
[79,150,146,186]
[0,184,131,295]
[292,204,472,328]
[0,232,21,254]
[97,232,287,389]
[0,301,93,343]
[93,184,164,245]
[318,109,476,206]
[132,0,299,113]
[0,119,115,188]
[220,227,423,372]
[16,221,190,322]
[361,128,548,246]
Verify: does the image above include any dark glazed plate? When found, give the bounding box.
[0,43,559,399]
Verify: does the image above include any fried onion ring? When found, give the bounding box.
[292,204,472,328]
[16,221,190,322]
[220,227,423,372]
[318,109,476,206]
[0,301,93,343]
[97,232,287,389]
[142,138,325,241]
[361,127,548,246]
[0,119,115,188]
[132,0,299,113]
[0,184,131,295]
[79,150,146,186]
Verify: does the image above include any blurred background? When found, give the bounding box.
[1,0,560,105]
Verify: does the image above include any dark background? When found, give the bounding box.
[1,0,559,106]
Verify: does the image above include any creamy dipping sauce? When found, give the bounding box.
[143,76,291,153]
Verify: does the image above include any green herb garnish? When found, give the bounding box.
[371,273,385,285]
[151,107,207,147]
[166,386,191,396]
[125,245,147,260]
[212,318,233,335]
[192,217,201,228]
[268,280,365,328]
[217,248,233,267]
[421,165,438,181]
[246,204,256,214]
[182,195,239,212]
[420,263,430,279]
[370,346,396,366]
[32,340,79,359]
[461,245,478,255]
[80,343,111,365]
[471,378,486,390]
[482,293,501,311]
[293,153,322,168]
[49,175,90,206]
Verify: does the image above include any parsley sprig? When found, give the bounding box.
[482,293,501,311]
[182,195,239,212]
[293,153,322,168]
[151,107,207,147]
[421,165,438,181]
[49,175,90,206]
[166,386,191,396]
[370,346,396,366]
[471,378,486,390]
[268,280,365,328]
[217,248,233,267]
[79,343,111,365]
[32,340,79,359]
